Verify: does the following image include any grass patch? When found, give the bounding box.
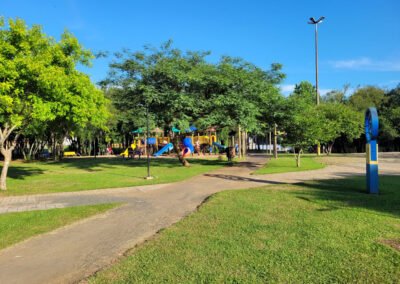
[91,176,400,283]
[1,157,225,196]
[254,154,325,174]
[0,203,119,250]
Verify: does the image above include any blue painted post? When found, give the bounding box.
[365,107,379,194]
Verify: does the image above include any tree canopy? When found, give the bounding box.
[0,18,109,190]
[103,41,285,165]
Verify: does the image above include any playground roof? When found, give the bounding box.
[171,127,180,133]
[185,125,197,133]
[151,127,164,133]
[205,126,217,132]
[132,128,144,134]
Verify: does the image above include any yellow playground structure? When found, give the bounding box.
[120,140,138,158]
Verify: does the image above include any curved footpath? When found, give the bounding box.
[0,154,399,284]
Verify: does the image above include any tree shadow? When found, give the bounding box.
[288,174,400,218]
[44,156,227,171]
[7,166,45,180]
[204,173,286,185]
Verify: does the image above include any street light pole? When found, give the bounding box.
[308,16,325,105]
[314,23,319,105]
[309,16,325,156]
[145,104,152,179]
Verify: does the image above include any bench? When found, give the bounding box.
[64,151,76,157]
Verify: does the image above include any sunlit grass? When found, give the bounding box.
[0,203,119,250]
[1,157,225,196]
[91,176,400,283]
[254,154,325,174]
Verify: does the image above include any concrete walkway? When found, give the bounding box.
[0,154,399,283]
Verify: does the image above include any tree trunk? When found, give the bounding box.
[327,141,335,155]
[238,125,242,159]
[171,135,190,167]
[0,150,12,190]
[295,148,302,168]
[94,138,97,158]
[0,125,20,190]
[242,131,246,159]
[268,131,272,155]
[242,131,249,158]
[273,124,278,159]
[52,135,57,161]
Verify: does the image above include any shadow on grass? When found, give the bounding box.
[289,174,400,218]
[7,167,45,180]
[204,173,286,185]
[31,156,227,171]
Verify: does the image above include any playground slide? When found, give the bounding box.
[120,142,137,158]
[212,142,226,150]
[154,143,173,157]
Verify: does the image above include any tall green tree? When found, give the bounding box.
[317,103,363,154]
[283,97,322,167]
[105,41,284,165]
[0,18,108,190]
[322,84,350,104]
[291,81,316,105]
[348,86,386,112]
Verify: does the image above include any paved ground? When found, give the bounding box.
[0,153,399,284]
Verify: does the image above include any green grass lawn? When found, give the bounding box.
[1,157,225,196]
[0,203,119,250]
[90,176,400,283]
[253,154,325,174]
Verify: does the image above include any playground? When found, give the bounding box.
[116,126,235,161]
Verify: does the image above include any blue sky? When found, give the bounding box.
[2,0,400,95]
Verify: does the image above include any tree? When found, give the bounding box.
[348,86,386,112]
[317,103,363,154]
[283,97,322,167]
[321,84,351,104]
[105,41,285,165]
[0,18,108,190]
[104,41,212,166]
[291,81,316,105]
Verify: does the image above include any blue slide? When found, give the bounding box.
[212,142,226,151]
[154,143,173,157]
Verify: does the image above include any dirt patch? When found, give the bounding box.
[316,156,364,166]
[380,239,400,252]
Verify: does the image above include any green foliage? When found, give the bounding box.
[348,86,386,112]
[104,41,285,137]
[283,93,322,150]
[291,81,316,105]
[321,84,350,104]
[347,85,400,147]
[0,17,109,139]
[283,82,364,155]
[381,85,400,139]
[317,103,363,146]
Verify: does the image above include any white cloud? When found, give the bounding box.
[329,57,400,71]
[280,84,295,94]
[319,89,333,96]
[280,84,333,96]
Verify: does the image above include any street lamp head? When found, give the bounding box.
[308,16,325,24]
